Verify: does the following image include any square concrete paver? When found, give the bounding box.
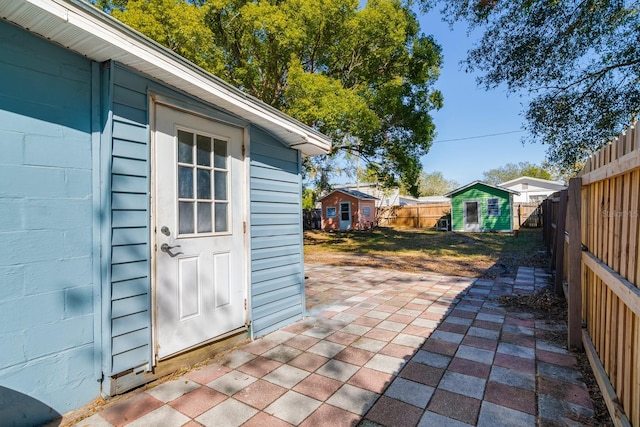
[307,340,346,358]
[168,386,227,418]
[316,359,360,382]
[233,379,287,410]
[263,364,311,388]
[364,353,406,374]
[477,401,536,427]
[326,384,379,415]
[208,371,258,396]
[293,373,343,401]
[99,392,164,427]
[299,403,361,427]
[484,381,536,415]
[427,389,481,425]
[439,371,486,399]
[366,395,425,427]
[348,367,395,393]
[126,405,190,427]
[146,378,201,403]
[196,398,258,427]
[385,377,434,408]
[264,390,322,425]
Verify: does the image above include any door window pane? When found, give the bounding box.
[197,202,212,233]
[178,130,194,164]
[214,139,227,168]
[197,135,212,166]
[179,201,195,234]
[340,204,350,221]
[215,203,228,232]
[197,169,211,200]
[178,166,194,199]
[214,171,227,200]
[466,202,478,223]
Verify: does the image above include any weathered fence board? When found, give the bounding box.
[546,122,640,426]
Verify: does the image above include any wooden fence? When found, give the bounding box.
[513,202,543,230]
[377,203,451,228]
[547,122,640,427]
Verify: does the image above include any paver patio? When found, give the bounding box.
[70,265,597,427]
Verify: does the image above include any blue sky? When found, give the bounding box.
[417,10,548,186]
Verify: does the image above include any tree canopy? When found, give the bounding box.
[94,0,444,197]
[482,162,552,186]
[422,0,640,174]
[403,171,458,196]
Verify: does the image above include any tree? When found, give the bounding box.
[422,0,640,174]
[96,0,444,197]
[409,171,458,196]
[482,162,552,185]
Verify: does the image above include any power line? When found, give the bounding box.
[433,129,526,144]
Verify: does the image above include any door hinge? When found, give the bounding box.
[242,144,245,157]
[244,299,247,310]
[243,221,247,234]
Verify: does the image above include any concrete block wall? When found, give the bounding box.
[0,21,99,424]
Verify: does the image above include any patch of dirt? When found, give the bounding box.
[497,290,613,427]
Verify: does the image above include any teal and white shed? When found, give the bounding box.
[0,1,331,424]
[445,181,520,232]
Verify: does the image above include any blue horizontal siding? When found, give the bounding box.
[249,127,304,337]
[106,65,152,376]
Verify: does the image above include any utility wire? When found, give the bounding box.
[433,129,525,144]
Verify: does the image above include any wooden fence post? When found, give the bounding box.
[566,178,583,350]
[554,189,568,297]
[543,199,551,251]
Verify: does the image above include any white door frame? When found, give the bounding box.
[149,98,249,364]
[463,199,481,232]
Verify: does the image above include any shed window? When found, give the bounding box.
[487,198,500,216]
[326,207,336,218]
[363,206,371,217]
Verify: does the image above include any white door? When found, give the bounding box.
[153,104,246,360]
[463,200,481,232]
[339,202,351,230]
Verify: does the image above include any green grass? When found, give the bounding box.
[304,227,549,278]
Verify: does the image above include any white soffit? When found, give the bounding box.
[0,0,331,156]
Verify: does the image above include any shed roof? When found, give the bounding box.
[2,0,331,156]
[444,180,520,197]
[319,189,379,201]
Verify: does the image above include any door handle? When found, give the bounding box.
[160,243,183,257]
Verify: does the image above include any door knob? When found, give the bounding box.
[160,243,183,257]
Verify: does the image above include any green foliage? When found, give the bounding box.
[422,0,640,173]
[403,171,458,196]
[98,0,443,197]
[302,188,317,210]
[482,162,552,185]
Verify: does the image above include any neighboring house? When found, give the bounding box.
[499,176,567,203]
[445,181,520,232]
[0,1,331,424]
[319,189,377,231]
[337,184,406,207]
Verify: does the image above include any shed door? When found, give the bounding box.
[463,200,481,232]
[154,104,246,360]
[339,202,351,230]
